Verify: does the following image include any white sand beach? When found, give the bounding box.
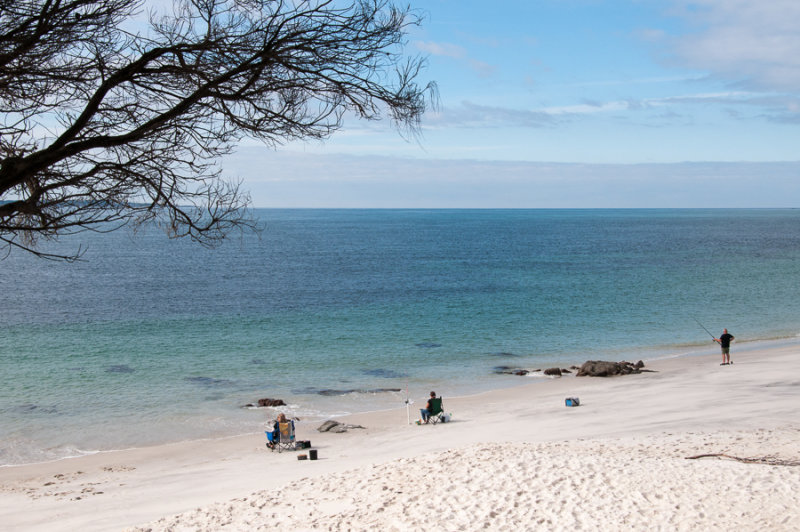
[2,344,799,531]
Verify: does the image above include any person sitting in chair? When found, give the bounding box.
[419,391,437,424]
[268,413,287,448]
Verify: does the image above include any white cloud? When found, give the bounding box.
[225,149,800,208]
[419,90,791,131]
[542,100,632,115]
[424,101,557,129]
[414,41,466,59]
[414,40,497,78]
[468,59,497,78]
[666,0,800,91]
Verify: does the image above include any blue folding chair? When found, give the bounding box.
[266,420,297,452]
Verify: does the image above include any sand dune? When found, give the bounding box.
[131,428,800,531]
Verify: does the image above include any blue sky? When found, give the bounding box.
[227,0,800,207]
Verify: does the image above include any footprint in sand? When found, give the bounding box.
[102,465,136,472]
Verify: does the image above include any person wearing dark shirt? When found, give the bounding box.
[419,391,437,424]
[714,329,735,365]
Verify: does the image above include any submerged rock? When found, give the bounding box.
[314,388,401,396]
[12,403,58,414]
[106,364,135,373]
[184,376,235,387]
[490,352,520,358]
[361,368,408,379]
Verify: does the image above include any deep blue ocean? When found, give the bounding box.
[2,209,799,465]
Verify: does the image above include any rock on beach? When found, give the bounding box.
[317,420,366,433]
[576,360,646,377]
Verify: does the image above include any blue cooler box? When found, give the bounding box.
[565,397,580,407]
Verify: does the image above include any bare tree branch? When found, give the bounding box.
[0,0,435,259]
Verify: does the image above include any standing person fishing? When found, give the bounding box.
[694,318,734,366]
[714,328,735,365]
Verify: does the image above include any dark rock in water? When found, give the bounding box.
[257,398,286,407]
[301,388,403,396]
[106,364,135,374]
[544,367,562,376]
[415,342,442,348]
[561,368,572,374]
[576,360,645,377]
[490,352,519,358]
[293,387,344,396]
[184,376,236,387]
[493,366,530,376]
[317,420,366,433]
[635,360,645,369]
[291,387,318,395]
[362,368,407,379]
[316,389,349,396]
[12,403,58,414]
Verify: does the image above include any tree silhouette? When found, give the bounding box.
[0,0,434,260]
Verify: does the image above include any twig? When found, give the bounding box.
[686,454,800,466]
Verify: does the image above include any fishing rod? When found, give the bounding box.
[404,383,413,425]
[694,317,718,342]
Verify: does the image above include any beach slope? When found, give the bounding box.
[2,345,799,531]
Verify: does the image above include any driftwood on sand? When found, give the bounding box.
[686,454,800,466]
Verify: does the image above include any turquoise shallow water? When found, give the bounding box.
[2,209,799,464]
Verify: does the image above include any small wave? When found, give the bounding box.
[523,372,554,379]
[0,441,100,467]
